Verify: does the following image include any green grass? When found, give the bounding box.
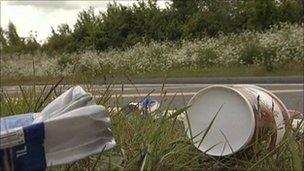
[1,64,303,86]
[1,80,303,170]
[136,65,303,78]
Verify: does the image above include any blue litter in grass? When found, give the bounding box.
[0,115,46,171]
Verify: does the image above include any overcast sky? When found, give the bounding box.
[1,1,170,43]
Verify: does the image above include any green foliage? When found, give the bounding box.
[240,42,262,65]
[24,31,40,54]
[57,53,74,70]
[260,46,278,72]
[43,24,76,55]
[1,82,303,170]
[244,0,280,30]
[1,22,40,54]
[1,0,303,55]
[2,22,25,54]
[240,42,278,71]
[0,27,7,48]
[197,48,218,67]
[73,7,100,51]
[2,23,303,79]
[98,3,135,49]
[7,21,23,47]
[171,0,199,21]
[279,0,304,23]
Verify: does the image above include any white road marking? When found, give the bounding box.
[96,89,304,98]
[270,89,304,93]
[2,83,303,92]
[5,88,304,99]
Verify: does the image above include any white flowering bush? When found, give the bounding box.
[1,23,303,79]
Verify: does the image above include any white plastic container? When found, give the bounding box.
[184,85,290,156]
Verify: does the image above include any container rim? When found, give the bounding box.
[184,85,256,156]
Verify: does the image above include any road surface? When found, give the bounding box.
[100,83,304,113]
[2,83,303,113]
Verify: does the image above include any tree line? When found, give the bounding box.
[1,0,303,55]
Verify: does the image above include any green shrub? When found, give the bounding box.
[1,23,302,78]
[57,54,74,70]
[196,48,218,67]
[239,42,262,65]
[240,43,278,71]
[260,47,277,71]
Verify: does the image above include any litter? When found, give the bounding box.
[184,84,303,156]
[0,86,116,170]
[127,98,160,117]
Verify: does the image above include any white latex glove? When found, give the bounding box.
[35,86,94,122]
[44,105,116,166]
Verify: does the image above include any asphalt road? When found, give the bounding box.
[2,83,303,113]
[97,83,303,113]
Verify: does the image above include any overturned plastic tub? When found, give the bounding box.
[184,84,298,157]
[0,86,116,170]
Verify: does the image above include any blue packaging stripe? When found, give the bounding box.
[0,122,46,171]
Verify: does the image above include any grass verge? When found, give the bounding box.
[1,81,303,170]
[1,64,303,86]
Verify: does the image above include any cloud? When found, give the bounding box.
[0,0,171,42]
[2,1,103,10]
[2,1,170,10]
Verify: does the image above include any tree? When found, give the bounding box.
[171,0,199,21]
[0,27,7,49]
[24,30,40,54]
[98,3,134,49]
[243,0,280,30]
[43,24,76,54]
[73,7,99,51]
[2,21,26,54]
[6,21,23,47]
[279,0,304,23]
[5,0,302,55]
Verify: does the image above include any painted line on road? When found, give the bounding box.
[270,89,304,93]
[6,89,304,99]
[3,83,303,92]
[102,89,304,98]
[106,92,195,98]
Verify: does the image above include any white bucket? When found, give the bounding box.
[184,85,290,156]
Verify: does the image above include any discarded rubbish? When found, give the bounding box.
[127,98,160,116]
[0,86,116,171]
[184,84,303,157]
[1,84,302,169]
